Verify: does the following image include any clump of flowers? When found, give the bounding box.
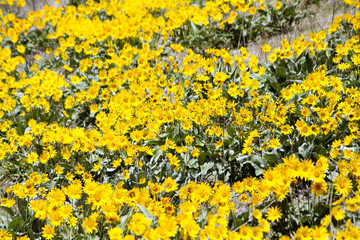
[0,0,360,239]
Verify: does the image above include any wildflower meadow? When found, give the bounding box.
[0,0,360,239]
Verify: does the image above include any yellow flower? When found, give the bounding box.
[0,198,15,207]
[346,198,360,212]
[108,227,123,240]
[239,225,253,240]
[268,53,277,62]
[42,225,55,240]
[258,218,270,232]
[129,213,151,235]
[166,153,180,170]
[213,72,229,86]
[75,165,85,175]
[163,177,178,192]
[185,135,194,145]
[337,62,351,70]
[16,0,26,7]
[180,218,199,238]
[148,181,164,195]
[170,43,184,52]
[311,181,327,196]
[294,226,311,240]
[55,165,63,175]
[92,163,102,172]
[343,135,353,146]
[331,139,341,148]
[83,215,98,234]
[249,7,257,15]
[299,124,311,137]
[0,230,12,240]
[214,139,223,148]
[269,138,281,149]
[64,180,83,200]
[330,147,339,158]
[298,159,314,180]
[321,215,331,226]
[66,215,77,227]
[192,148,200,157]
[301,107,310,118]
[64,65,73,72]
[334,174,352,196]
[253,208,262,219]
[262,44,271,53]
[63,110,69,118]
[331,205,345,221]
[311,226,329,240]
[16,236,30,240]
[123,170,130,180]
[26,152,38,164]
[266,206,282,222]
[47,187,66,207]
[16,45,25,53]
[280,124,292,134]
[343,149,354,159]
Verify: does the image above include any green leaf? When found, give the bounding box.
[263,153,279,166]
[276,66,286,78]
[299,142,314,159]
[76,235,88,240]
[243,160,264,176]
[190,22,199,36]
[8,216,24,231]
[18,198,28,219]
[137,204,154,221]
[313,145,327,156]
[0,206,15,217]
[187,159,197,168]
[145,139,162,145]
[250,155,266,168]
[201,162,214,175]
[150,148,162,164]
[226,124,236,138]
[300,215,311,224]
[305,54,314,73]
[198,152,208,165]
[119,215,130,230]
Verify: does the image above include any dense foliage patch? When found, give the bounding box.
[0,0,360,239]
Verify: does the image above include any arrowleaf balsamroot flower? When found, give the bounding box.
[269,138,281,149]
[213,72,229,86]
[334,174,353,196]
[294,226,312,240]
[266,206,282,222]
[311,181,327,196]
[42,225,55,240]
[311,226,329,240]
[262,44,271,53]
[108,227,123,240]
[331,205,346,221]
[83,216,98,234]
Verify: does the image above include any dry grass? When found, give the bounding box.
[243,0,352,64]
[0,0,67,17]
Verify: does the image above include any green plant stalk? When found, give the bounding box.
[328,184,333,237]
